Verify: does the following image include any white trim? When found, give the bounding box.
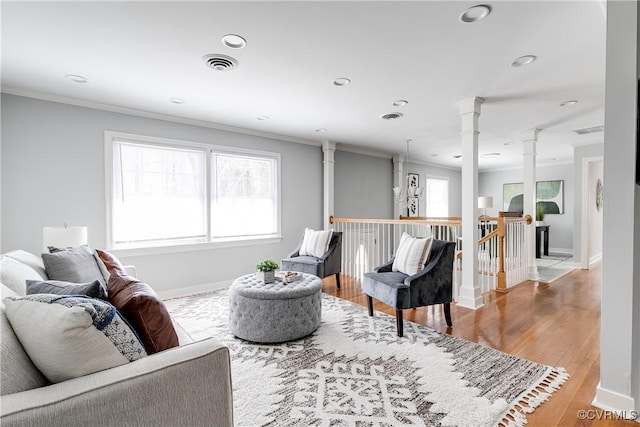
[158,280,232,300]
[548,247,574,255]
[589,252,602,265]
[2,86,321,147]
[336,143,392,159]
[581,156,604,269]
[108,235,283,257]
[593,383,637,417]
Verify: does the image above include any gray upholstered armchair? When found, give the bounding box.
[362,239,456,336]
[281,231,342,289]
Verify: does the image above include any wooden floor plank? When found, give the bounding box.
[321,261,636,427]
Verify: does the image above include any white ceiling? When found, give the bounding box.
[1,1,607,170]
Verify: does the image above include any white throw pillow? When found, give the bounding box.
[299,228,333,258]
[392,232,433,276]
[3,294,146,383]
[0,256,44,296]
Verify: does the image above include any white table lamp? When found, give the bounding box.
[478,196,493,217]
[43,223,87,252]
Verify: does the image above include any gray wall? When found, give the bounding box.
[334,150,393,219]
[479,162,574,252]
[573,143,604,263]
[1,94,323,292]
[600,0,640,412]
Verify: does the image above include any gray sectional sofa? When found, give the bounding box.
[0,250,234,427]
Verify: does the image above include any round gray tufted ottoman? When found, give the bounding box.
[228,273,323,343]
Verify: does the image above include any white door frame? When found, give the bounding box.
[580,156,604,269]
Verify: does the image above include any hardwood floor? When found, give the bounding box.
[322,262,637,427]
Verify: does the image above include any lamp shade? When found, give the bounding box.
[478,196,493,209]
[43,226,87,252]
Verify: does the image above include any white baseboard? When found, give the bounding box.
[158,280,232,300]
[589,252,603,265]
[592,382,637,417]
[549,247,573,256]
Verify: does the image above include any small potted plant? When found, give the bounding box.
[256,259,279,284]
[535,204,546,226]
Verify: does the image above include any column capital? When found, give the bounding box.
[457,97,485,116]
[321,140,337,152]
[520,128,541,142]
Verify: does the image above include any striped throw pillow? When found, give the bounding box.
[299,228,333,258]
[392,232,433,276]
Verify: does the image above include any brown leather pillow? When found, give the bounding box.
[107,271,178,354]
[96,249,125,274]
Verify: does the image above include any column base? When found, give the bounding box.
[528,265,540,281]
[592,382,636,417]
[456,287,484,310]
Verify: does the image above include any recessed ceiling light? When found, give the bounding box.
[221,34,246,49]
[333,78,351,86]
[380,112,403,120]
[511,55,537,67]
[169,98,185,104]
[315,128,326,132]
[393,100,408,106]
[430,153,438,157]
[482,152,501,158]
[453,155,462,159]
[504,141,515,146]
[459,5,491,23]
[560,100,578,107]
[65,74,88,84]
[257,115,270,121]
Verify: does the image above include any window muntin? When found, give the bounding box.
[108,134,280,248]
[425,177,449,217]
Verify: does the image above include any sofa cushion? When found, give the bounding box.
[4,250,48,279]
[0,256,44,296]
[107,271,179,354]
[42,245,105,286]
[26,279,108,300]
[0,284,49,395]
[392,232,433,276]
[96,249,125,274]
[299,228,332,258]
[3,294,147,383]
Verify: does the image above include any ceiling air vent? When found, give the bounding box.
[573,125,604,135]
[202,54,238,71]
[380,112,403,120]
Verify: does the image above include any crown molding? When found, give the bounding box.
[1,86,322,147]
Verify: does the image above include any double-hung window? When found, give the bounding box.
[425,177,449,217]
[107,132,280,249]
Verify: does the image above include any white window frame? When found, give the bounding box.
[424,175,449,217]
[105,131,282,256]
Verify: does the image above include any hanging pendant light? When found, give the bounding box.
[393,139,424,210]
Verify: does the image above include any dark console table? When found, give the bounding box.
[535,225,550,258]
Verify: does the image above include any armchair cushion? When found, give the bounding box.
[3,294,146,383]
[392,232,433,275]
[299,228,332,258]
[362,271,410,307]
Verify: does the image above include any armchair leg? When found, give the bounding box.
[396,310,404,337]
[335,273,341,289]
[444,303,453,327]
[367,296,374,316]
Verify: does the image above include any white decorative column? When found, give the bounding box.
[457,97,484,310]
[392,154,405,219]
[522,129,540,280]
[322,140,336,230]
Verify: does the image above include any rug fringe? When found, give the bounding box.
[498,366,569,426]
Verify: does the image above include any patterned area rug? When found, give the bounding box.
[536,253,576,283]
[165,291,568,427]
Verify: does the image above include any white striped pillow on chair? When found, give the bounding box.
[392,232,433,276]
[299,228,333,258]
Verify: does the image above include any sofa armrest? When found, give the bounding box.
[122,264,137,277]
[1,338,233,427]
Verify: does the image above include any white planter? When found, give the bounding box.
[259,271,275,284]
[536,221,545,226]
